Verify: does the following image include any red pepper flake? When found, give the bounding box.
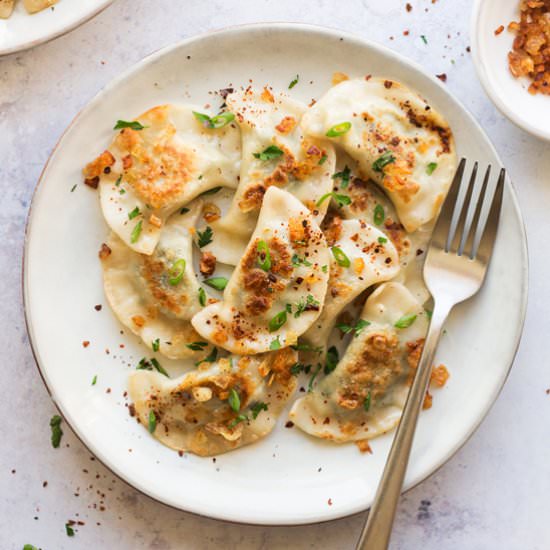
[84,176,99,189]
[466,46,471,53]
[546,389,550,394]
[94,304,102,311]
[328,498,333,506]
[82,341,90,348]
[436,73,447,82]
[178,450,184,457]
[403,30,410,36]
[494,25,504,36]
[285,421,294,428]
[128,403,136,417]
[42,481,48,487]
[98,243,111,260]
[406,2,412,11]
[105,388,111,394]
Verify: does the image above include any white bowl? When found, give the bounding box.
[471,0,550,140]
[24,23,528,525]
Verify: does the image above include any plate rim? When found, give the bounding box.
[0,0,114,57]
[470,0,550,141]
[22,21,529,526]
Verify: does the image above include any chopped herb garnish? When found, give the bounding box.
[425,308,433,320]
[114,120,145,130]
[251,401,268,419]
[336,322,354,334]
[91,375,97,386]
[326,121,352,137]
[152,338,160,352]
[332,165,351,189]
[318,154,328,165]
[204,277,228,291]
[321,264,328,273]
[200,186,222,196]
[119,188,126,195]
[114,175,122,186]
[128,206,141,220]
[228,388,241,412]
[268,310,287,332]
[364,391,372,412]
[186,341,209,351]
[331,246,351,267]
[151,358,168,376]
[288,74,299,89]
[168,258,186,286]
[65,523,75,537]
[294,294,320,318]
[354,319,371,337]
[196,346,218,366]
[148,410,156,433]
[308,364,322,391]
[421,34,428,45]
[228,414,248,429]
[270,336,282,350]
[197,226,213,248]
[257,240,272,271]
[50,415,63,448]
[198,287,207,306]
[24,545,39,550]
[290,362,308,375]
[193,111,235,129]
[394,313,417,329]
[378,236,388,244]
[253,145,284,161]
[180,207,190,215]
[372,151,396,173]
[130,220,142,244]
[290,343,323,353]
[70,184,77,193]
[324,346,339,375]
[316,192,351,208]
[426,162,438,175]
[291,254,312,267]
[373,204,385,226]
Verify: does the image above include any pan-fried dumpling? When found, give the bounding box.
[84,104,240,255]
[192,186,330,354]
[101,204,210,359]
[129,348,297,456]
[301,78,457,232]
[290,282,429,442]
[206,88,336,265]
[23,0,58,13]
[302,218,400,351]
[0,0,15,18]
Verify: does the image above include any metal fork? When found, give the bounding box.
[356,158,505,550]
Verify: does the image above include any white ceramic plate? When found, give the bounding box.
[0,0,113,56]
[471,0,550,140]
[23,23,528,525]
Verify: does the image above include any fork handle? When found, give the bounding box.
[355,302,452,550]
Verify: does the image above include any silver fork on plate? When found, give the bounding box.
[355,158,506,550]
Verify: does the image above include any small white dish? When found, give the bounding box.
[0,0,113,56]
[23,23,528,525]
[471,0,550,140]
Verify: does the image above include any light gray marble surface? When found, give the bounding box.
[1,1,549,549]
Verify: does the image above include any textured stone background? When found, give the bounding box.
[1,1,549,548]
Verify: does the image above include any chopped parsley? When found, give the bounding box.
[228,388,241,412]
[326,122,352,137]
[290,343,322,353]
[321,264,328,273]
[148,410,157,433]
[378,236,388,244]
[130,220,142,244]
[186,341,209,351]
[24,546,39,550]
[91,375,97,386]
[128,206,141,220]
[136,357,168,376]
[294,294,320,318]
[372,151,396,173]
[332,165,351,189]
[180,207,190,215]
[394,313,417,329]
[203,276,228,291]
[336,318,371,337]
[257,239,272,271]
[270,336,282,350]
[364,391,372,412]
[331,246,351,267]
[200,186,222,196]
[426,162,438,175]
[291,254,312,267]
[290,362,309,375]
[197,226,213,248]
[65,523,75,537]
[253,145,284,161]
[425,308,433,320]
[151,359,168,376]
[70,184,77,193]
[195,346,218,366]
[251,401,268,419]
[198,287,207,306]
[114,120,146,130]
[114,175,122,186]
[324,346,339,375]
[316,191,351,208]
[193,111,235,129]
[318,154,328,165]
[50,415,63,448]
[228,414,248,428]
[373,204,385,226]
[288,74,299,89]
[268,310,288,332]
[307,364,322,391]
[152,338,160,352]
[421,34,428,45]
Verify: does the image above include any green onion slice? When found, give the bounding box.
[130,220,142,244]
[373,204,385,226]
[268,310,287,332]
[331,246,351,268]
[228,388,241,412]
[326,122,352,137]
[394,313,417,329]
[256,239,272,271]
[168,259,186,286]
[204,277,228,291]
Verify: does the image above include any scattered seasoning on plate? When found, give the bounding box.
[50,415,63,448]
